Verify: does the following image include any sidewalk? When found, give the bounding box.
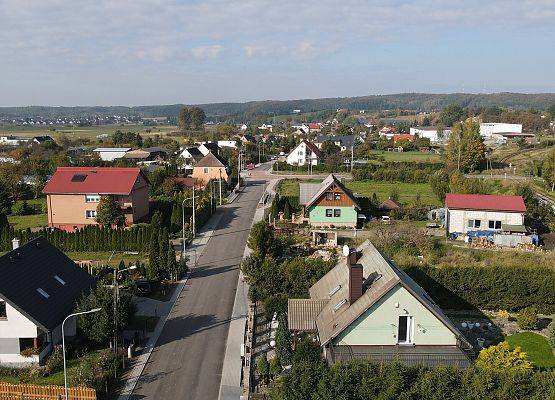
[117,208,225,400]
[218,179,275,400]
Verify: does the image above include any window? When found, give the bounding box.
[325,209,333,217]
[467,219,481,229]
[325,192,333,200]
[85,194,100,203]
[298,150,304,156]
[85,210,97,219]
[203,167,209,173]
[54,275,66,285]
[398,315,413,344]
[334,209,341,217]
[36,288,50,299]
[334,193,341,201]
[0,300,6,318]
[489,220,502,230]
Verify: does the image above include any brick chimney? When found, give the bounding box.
[347,249,363,304]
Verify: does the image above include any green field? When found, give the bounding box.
[368,150,442,163]
[0,124,177,141]
[7,198,48,230]
[506,332,555,369]
[277,178,438,205]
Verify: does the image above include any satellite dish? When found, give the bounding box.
[342,245,350,257]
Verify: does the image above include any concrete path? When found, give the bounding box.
[125,173,268,400]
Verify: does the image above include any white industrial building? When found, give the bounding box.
[93,147,131,161]
[479,123,522,138]
[410,127,452,143]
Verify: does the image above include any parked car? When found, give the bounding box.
[135,279,152,296]
[381,215,391,224]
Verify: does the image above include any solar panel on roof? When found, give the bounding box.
[71,174,87,182]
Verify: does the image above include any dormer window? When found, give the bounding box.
[333,299,347,312]
[329,285,341,297]
[36,288,50,299]
[54,275,66,285]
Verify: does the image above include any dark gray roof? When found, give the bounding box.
[0,237,96,332]
[316,134,357,148]
[202,142,220,152]
[195,151,228,168]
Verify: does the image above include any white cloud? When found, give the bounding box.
[191,45,223,59]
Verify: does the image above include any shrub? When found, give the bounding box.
[269,356,282,378]
[476,342,532,372]
[257,355,269,384]
[12,201,31,216]
[517,306,539,330]
[46,347,64,374]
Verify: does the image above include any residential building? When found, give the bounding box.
[288,240,473,367]
[315,134,360,152]
[445,193,526,237]
[257,123,273,132]
[198,142,220,156]
[179,147,204,172]
[124,147,169,162]
[410,127,452,143]
[479,123,522,138]
[286,140,323,166]
[43,167,150,231]
[393,134,416,144]
[0,237,96,367]
[378,126,396,139]
[308,122,322,132]
[299,174,363,228]
[240,135,256,145]
[32,135,54,144]
[191,152,229,186]
[217,140,237,149]
[92,147,131,161]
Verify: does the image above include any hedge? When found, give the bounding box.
[404,264,555,313]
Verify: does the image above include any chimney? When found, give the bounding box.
[347,249,363,304]
[12,238,20,250]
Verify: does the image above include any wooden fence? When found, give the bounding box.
[0,383,96,400]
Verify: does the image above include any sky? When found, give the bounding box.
[1,0,555,106]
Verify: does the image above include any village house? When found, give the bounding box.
[410,127,452,143]
[315,134,360,152]
[378,126,396,139]
[198,142,220,156]
[288,241,473,367]
[43,167,150,231]
[393,134,416,144]
[191,152,229,186]
[286,140,323,166]
[299,174,363,228]
[445,193,533,246]
[123,147,169,162]
[0,237,96,367]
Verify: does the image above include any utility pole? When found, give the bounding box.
[351,145,354,172]
[237,151,242,188]
[218,172,223,206]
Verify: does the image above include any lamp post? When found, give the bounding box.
[112,265,136,378]
[62,308,101,400]
[182,187,201,256]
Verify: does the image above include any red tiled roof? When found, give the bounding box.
[309,123,321,129]
[43,167,145,195]
[445,193,526,213]
[393,134,416,142]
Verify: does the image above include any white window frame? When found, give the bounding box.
[203,167,209,173]
[85,210,97,219]
[334,193,341,201]
[397,315,414,344]
[467,219,481,229]
[325,209,333,217]
[488,220,502,230]
[85,194,101,203]
[334,209,341,217]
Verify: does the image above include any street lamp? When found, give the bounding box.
[113,265,137,377]
[182,186,201,254]
[62,308,101,400]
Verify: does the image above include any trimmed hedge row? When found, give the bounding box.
[404,264,555,313]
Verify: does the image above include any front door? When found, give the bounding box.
[398,315,413,344]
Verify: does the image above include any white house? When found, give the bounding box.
[479,123,522,138]
[93,147,131,161]
[198,142,220,156]
[286,140,323,166]
[445,193,526,236]
[217,140,237,149]
[0,237,96,367]
[410,127,452,143]
[179,147,204,171]
[257,124,273,132]
[378,127,396,139]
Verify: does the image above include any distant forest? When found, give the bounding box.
[2,92,555,120]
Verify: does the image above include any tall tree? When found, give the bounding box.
[158,228,169,275]
[178,107,192,131]
[320,140,340,156]
[247,221,275,259]
[440,104,465,126]
[95,196,125,227]
[275,313,292,366]
[189,107,206,129]
[445,120,486,172]
[148,230,160,280]
[542,147,555,191]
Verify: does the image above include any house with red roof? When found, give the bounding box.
[393,134,416,144]
[445,193,527,238]
[286,140,323,166]
[43,167,150,231]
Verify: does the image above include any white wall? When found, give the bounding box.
[446,208,524,234]
[0,298,38,339]
[480,123,522,137]
[94,150,129,161]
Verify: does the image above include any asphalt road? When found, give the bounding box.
[130,175,267,400]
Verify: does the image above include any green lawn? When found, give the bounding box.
[368,150,442,163]
[65,251,148,267]
[277,178,438,205]
[506,332,555,369]
[8,198,48,230]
